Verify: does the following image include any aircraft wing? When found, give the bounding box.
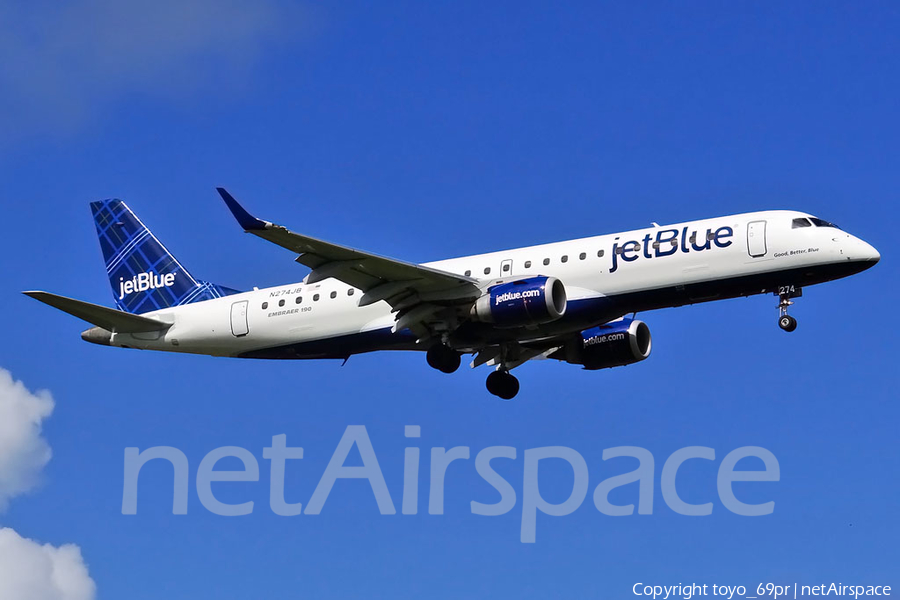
[217,188,482,339]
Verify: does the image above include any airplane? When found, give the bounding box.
[24,189,880,399]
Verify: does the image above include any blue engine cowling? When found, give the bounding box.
[563,318,652,370]
[471,276,567,328]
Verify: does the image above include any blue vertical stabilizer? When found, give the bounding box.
[91,199,240,313]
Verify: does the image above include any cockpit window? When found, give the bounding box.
[792,218,812,228]
[810,217,839,229]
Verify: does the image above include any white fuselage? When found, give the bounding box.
[108,210,879,358]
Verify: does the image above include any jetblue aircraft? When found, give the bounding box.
[25,189,879,399]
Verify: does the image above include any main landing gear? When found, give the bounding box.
[426,344,461,374]
[486,369,519,400]
[426,343,520,399]
[777,287,800,332]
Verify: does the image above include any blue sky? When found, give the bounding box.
[1,2,898,598]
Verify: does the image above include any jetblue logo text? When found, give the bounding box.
[118,272,176,299]
[584,332,626,346]
[122,426,780,543]
[494,289,541,306]
[610,226,734,273]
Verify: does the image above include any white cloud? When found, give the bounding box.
[0,367,54,511]
[0,0,302,139]
[0,528,96,600]
[0,368,96,598]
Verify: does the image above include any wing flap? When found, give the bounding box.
[23,291,171,333]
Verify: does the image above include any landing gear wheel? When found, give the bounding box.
[426,344,461,373]
[778,315,797,332]
[776,290,799,333]
[486,370,520,400]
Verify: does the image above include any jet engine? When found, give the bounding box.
[563,318,652,370]
[470,276,567,328]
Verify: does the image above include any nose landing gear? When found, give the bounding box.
[778,314,798,332]
[486,369,520,400]
[776,286,800,332]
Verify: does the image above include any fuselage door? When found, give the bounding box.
[230,300,249,337]
[747,220,767,258]
[500,258,513,277]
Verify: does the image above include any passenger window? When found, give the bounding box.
[597,249,604,257]
[543,258,550,265]
[347,288,354,296]
[524,260,532,268]
[792,218,812,228]
[279,299,285,307]
[313,294,320,301]
[579,252,586,260]
[484,267,491,275]
[262,302,268,309]
[295,296,302,304]
[464,269,471,276]
[706,231,716,240]
[330,291,337,299]
[561,255,568,263]
[502,263,510,272]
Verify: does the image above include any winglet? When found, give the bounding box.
[216,188,268,231]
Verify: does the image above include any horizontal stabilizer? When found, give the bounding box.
[22,291,171,333]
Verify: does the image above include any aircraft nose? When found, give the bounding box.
[850,237,880,265]
[861,240,880,263]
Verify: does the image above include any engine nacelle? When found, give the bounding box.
[471,276,567,328]
[568,318,652,370]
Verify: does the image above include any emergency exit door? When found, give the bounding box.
[230,300,249,337]
[747,220,767,258]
